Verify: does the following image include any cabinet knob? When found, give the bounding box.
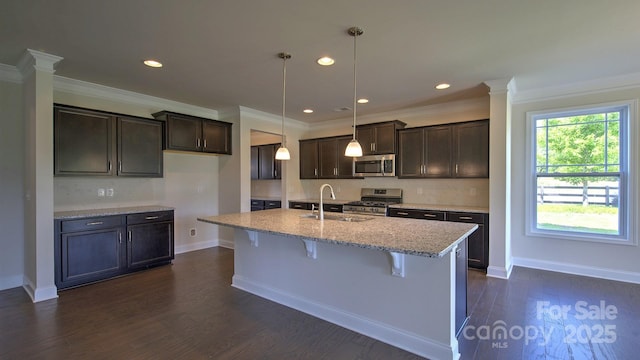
[145,216,159,220]
[203,139,207,149]
[86,221,104,226]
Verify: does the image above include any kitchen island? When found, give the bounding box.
[198,209,477,360]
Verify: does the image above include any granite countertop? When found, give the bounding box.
[198,208,477,258]
[390,203,489,214]
[54,205,174,220]
[289,198,356,205]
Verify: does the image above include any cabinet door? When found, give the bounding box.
[318,138,338,178]
[251,146,259,179]
[203,120,231,154]
[453,120,489,178]
[60,228,123,286]
[118,117,163,177]
[397,129,424,177]
[54,106,115,176]
[372,122,397,154]
[424,125,452,177]
[299,140,319,179]
[166,114,201,151]
[336,136,355,178]
[258,144,276,179]
[467,224,487,269]
[356,126,376,156]
[127,221,174,269]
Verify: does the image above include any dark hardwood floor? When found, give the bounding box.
[1,247,638,359]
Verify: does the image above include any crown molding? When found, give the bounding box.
[511,72,640,104]
[309,96,490,131]
[238,106,309,130]
[53,76,219,119]
[17,49,63,78]
[0,63,21,83]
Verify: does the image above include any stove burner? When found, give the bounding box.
[343,188,403,216]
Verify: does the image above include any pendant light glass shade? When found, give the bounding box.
[275,52,291,161]
[275,145,290,160]
[345,27,364,157]
[345,138,363,157]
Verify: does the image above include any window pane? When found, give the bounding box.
[536,176,620,235]
[535,111,621,175]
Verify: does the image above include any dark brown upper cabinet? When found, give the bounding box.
[453,120,489,178]
[299,136,360,179]
[318,136,354,179]
[397,119,488,179]
[54,105,163,177]
[299,139,319,179]
[152,111,232,155]
[251,143,282,180]
[355,120,406,155]
[398,125,452,178]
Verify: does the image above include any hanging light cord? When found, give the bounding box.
[352,29,358,140]
[281,54,287,146]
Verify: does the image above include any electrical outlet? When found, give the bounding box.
[106,188,114,197]
[190,228,197,237]
[417,187,423,195]
[98,188,105,197]
[470,187,477,196]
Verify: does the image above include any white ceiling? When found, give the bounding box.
[2,0,640,123]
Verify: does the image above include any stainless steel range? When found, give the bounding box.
[343,188,403,216]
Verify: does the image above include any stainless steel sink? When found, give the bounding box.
[299,213,374,222]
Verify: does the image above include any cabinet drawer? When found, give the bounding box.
[323,204,343,213]
[265,201,281,209]
[61,215,123,233]
[251,199,265,207]
[448,212,485,224]
[289,201,311,210]
[388,208,446,221]
[126,211,174,225]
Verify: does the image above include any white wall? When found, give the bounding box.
[511,86,640,281]
[0,79,25,290]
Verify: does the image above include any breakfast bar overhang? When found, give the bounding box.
[198,209,477,360]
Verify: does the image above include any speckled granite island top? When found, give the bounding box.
[198,209,477,257]
[54,205,174,220]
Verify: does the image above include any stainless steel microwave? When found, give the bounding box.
[353,154,396,177]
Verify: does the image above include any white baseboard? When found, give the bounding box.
[175,239,218,254]
[486,262,513,279]
[232,275,459,360]
[22,276,58,303]
[512,257,640,284]
[218,239,234,249]
[0,275,23,291]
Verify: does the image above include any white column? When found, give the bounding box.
[17,49,63,302]
[484,78,513,279]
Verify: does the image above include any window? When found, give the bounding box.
[527,102,632,243]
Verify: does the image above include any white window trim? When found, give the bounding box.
[524,100,637,246]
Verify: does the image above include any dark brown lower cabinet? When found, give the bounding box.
[388,208,488,269]
[55,210,174,290]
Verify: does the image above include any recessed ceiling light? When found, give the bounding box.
[303,109,314,114]
[143,59,163,68]
[317,57,335,66]
[357,98,369,104]
[435,83,450,90]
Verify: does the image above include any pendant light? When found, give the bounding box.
[275,52,291,160]
[344,26,364,157]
